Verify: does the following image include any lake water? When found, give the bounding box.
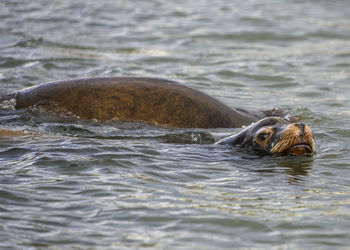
[1,0,350,249]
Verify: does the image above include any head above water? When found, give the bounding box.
[215,117,316,156]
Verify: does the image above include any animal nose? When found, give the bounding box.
[294,123,305,136]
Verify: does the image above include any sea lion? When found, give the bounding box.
[0,77,289,128]
[0,77,316,155]
[215,117,316,156]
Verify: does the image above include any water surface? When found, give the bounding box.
[1,0,350,249]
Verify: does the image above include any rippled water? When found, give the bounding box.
[1,0,350,249]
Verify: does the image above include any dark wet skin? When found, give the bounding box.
[215,117,316,156]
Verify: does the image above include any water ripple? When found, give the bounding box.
[1,0,350,248]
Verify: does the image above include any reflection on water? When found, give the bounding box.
[1,0,350,248]
[278,159,313,184]
[254,157,313,184]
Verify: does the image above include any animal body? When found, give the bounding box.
[0,77,315,156]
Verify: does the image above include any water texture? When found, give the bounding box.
[1,0,350,249]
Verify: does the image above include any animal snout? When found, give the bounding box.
[294,123,306,136]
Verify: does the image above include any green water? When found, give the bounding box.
[1,0,350,249]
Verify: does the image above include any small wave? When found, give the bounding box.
[0,96,16,110]
[158,131,216,144]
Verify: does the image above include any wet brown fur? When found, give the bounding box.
[11,77,276,128]
[270,124,315,154]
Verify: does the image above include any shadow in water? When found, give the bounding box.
[278,158,313,184]
[254,156,314,184]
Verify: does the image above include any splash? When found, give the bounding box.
[0,95,16,110]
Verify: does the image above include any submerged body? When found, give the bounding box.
[2,77,286,128]
[1,77,315,156]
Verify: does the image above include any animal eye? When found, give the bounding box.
[257,132,270,141]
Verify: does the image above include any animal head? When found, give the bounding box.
[216,117,316,156]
